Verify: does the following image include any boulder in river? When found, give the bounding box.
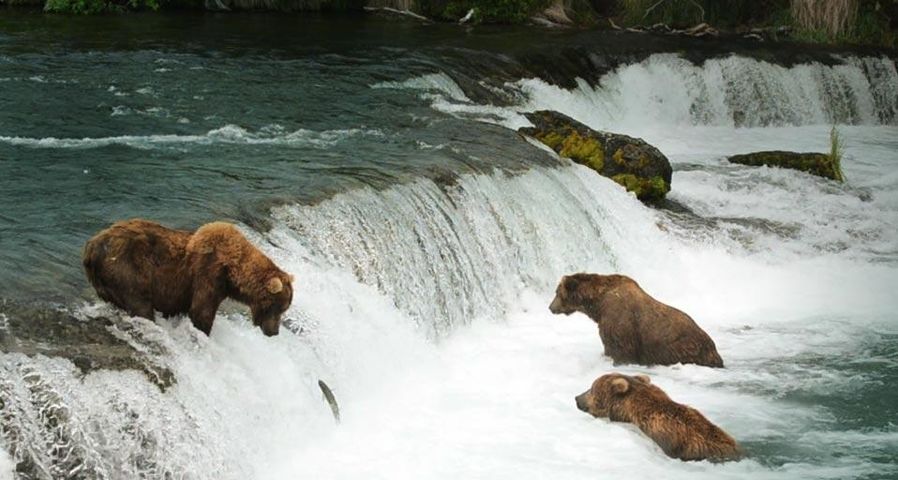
[520,110,673,202]
[727,151,844,182]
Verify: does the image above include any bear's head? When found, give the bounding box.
[549,273,631,315]
[549,273,597,315]
[251,274,294,336]
[575,373,651,418]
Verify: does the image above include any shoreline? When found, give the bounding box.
[2,2,896,51]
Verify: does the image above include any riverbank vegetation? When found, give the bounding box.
[615,0,896,47]
[11,0,897,48]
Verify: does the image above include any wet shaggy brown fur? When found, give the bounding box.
[549,273,723,367]
[576,373,742,462]
[83,219,293,336]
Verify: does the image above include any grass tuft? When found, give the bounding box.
[829,125,845,182]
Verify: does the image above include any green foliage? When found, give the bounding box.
[829,125,845,182]
[791,0,858,38]
[615,0,789,28]
[44,0,105,13]
[617,0,703,27]
[612,0,895,47]
[791,4,895,47]
[418,0,549,23]
[44,0,159,13]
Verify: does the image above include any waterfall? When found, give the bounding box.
[0,164,661,478]
[270,164,672,337]
[504,54,898,129]
[2,157,896,478]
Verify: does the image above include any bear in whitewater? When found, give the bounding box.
[549,273,723,367]
[83,219,293,336]
[576,373,742,462]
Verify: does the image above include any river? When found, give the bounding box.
[0,12,896,480]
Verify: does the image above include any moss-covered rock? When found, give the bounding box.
[519,110,673,202]
[727,151,844,182]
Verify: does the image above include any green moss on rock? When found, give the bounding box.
[520,110,673,203]
[611,174,670,201]
[558,131,604,172]
[536,130,566,150]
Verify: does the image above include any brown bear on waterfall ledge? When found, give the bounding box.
[549,273,723,367]
[83,219,293,336]
[576,373,742,462]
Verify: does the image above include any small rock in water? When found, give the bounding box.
[727,151,844,182]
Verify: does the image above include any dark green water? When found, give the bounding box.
[0,12,564,299]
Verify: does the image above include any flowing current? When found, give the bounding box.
[1,15,897,480]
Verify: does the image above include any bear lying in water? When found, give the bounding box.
[576,373,742,462]
[549,273,723,367]
[83,219,293,336]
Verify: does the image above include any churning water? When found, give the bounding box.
[1,13,896,480]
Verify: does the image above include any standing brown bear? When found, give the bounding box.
[83,219,294,336]
[549,273,723,367]
[576,373,742,462]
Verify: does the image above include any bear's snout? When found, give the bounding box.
[549,295,565,314]
[262,325,279,336]
[260,318,281,336]
[575,392,590,413]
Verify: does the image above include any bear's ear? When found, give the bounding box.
[289,274,295,283]
[611,377,629,395]
[564,275,580,292]
[635,374,650,384]
[267,277,284,294]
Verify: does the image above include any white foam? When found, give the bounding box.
[515,54,897,130]
[372,72,529,128]
[372,72,471,102]
[3,157,896,477]
[0,446,12,480]
[0,125,383,150]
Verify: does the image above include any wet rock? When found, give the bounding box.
[727,151,844,182]
[520,110,673,202]
[0,300,175,390]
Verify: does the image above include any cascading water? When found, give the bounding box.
[525,54,898,128]
[1,24,897,480]
[417,53,898,131]
[272,166,632,336]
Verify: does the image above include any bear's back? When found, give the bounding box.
[627,383,741,462]
[83,219,194,315]
[602,280,722,368]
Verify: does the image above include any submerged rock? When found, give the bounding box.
[520,110,673,202]
[0,300,175,390]
[727,151,844,182]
